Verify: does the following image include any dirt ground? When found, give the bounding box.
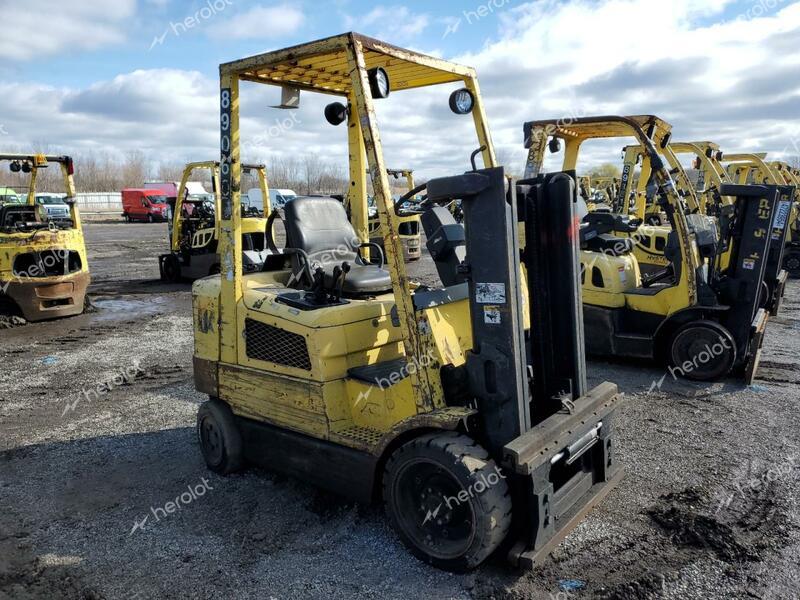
[1,222,798,600]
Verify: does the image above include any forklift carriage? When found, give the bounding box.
[191,33,622,571]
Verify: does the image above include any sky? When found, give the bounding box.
[0,0,798,180]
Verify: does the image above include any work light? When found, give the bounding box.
[368,67,390,99]
[21,161,32,173]
[448,88,474,115]
[10,160,21,173]
[324,102,348,126]
[548,137,562,154]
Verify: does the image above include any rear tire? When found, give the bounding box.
[383,432,512,572]
[197,399,243,475]
[669,320,736,381]
[784,249,800,278]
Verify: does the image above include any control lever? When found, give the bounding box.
[312,267,327,303]
[333,262,351,302]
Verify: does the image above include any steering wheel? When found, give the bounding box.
[393,183,428,215]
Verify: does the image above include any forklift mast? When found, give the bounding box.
[425,165,618,564]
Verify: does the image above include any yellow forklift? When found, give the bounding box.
[526,116,682,274]
[192,33,624,572]
[0,153,90,321]
[623,141,789,316]
[368,169,421,262]
[159,161,270,281]
[523,116,775,382]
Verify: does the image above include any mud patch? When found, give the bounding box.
[0,315,26,329]
[755,360,800,384]
[647,488,757,562]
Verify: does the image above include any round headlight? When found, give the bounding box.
[449,88,474,115]
[368,67,390,99]
[21,161,32,173]
[10,160,21,173]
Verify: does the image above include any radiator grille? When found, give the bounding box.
[244,319,311,370]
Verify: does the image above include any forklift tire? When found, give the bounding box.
[197,399,243,475]
[162,255,181,283]
[784,250,800,278]
[668,321,736,382]
[382,432,512,572]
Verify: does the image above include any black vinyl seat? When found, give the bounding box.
[283,197,392,295]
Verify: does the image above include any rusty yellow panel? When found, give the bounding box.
[192,279,220,362]
[346,377,419,432]
[220,364,329,438]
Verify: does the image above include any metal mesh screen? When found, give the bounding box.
[244,319,311,370]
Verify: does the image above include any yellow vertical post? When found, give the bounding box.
[345,36,437,411]
[258,167,271,220]
[465,76,496,169]
[27,167,37,205]
[61,161,81,230]
[174,166,194,252]
[347,93,369,261]
[524,132,548,179]
[218,74,242,365]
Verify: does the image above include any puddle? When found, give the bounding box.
[90,296,170,322]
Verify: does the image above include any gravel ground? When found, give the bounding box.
[1,222,798,600]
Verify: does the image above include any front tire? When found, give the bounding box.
[197,399,243,475]
[383,432,512,572]
[669,321,736,381]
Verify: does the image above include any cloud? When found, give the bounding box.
[207,4,305,39]
[343,6,431,41]
[0,0,135,60]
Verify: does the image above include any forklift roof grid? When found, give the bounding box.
[524,115,672,146]
[220,32,473,95]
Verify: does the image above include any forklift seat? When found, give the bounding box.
[283,197,392,295]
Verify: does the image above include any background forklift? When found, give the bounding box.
[0,153,90,321]
[159,161,270,281]
[357,168,421,262]
[770,162,800,277]
[523,116,774,382]
[664,142,791,315]
[192,33,623,572]
[525,116,684,275]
